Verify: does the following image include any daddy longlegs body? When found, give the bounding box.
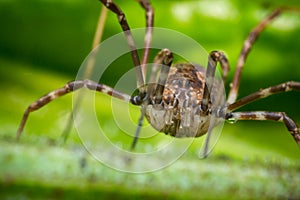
[17,0,300,157]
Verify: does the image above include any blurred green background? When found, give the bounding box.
[1,0,300,199]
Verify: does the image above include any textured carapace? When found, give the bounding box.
[144,63,223,138]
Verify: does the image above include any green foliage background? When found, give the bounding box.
[0,0,300,199]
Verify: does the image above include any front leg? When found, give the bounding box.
[17,80,131,140]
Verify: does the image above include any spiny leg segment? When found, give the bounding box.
[16,80,131,141]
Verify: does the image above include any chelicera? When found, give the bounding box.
[17,0,300,156]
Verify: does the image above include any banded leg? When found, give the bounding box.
[99,0,144,91]
[227,8,282,104]
[99,0,154,93]
[138,0,154,73]
[16,80,131,140]
[228,81,300,111]
[62,6,109,142]
[226,111,300,147]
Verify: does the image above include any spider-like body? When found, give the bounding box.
[16,0,300,156]
[145,63,209,138]
[144,62,224,138]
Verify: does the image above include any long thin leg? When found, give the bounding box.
[99,0,154,150]
[99,0,145,92]
[227,81,300,111]
[62,6,109,142]
[219,54,230,83]
[226,111,300,147]
[16,80,131,141]
[138,0,154,78]
[131,109,145,150]
[227,8,282,104]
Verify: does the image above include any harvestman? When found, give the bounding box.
[17,0,300,156]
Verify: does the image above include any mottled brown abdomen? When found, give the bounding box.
[144,63,213,137]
